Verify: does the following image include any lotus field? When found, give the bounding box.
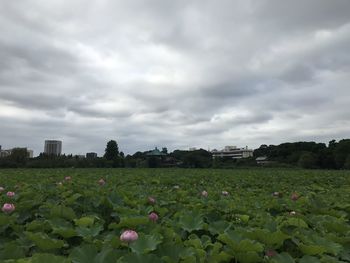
[0,168,350,263]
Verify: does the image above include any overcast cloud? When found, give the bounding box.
[1,0,350,156]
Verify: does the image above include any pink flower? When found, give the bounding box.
[148,196,156,205]
[0,187,5,192]
[265,249,277,257]
[120,230,138,243]
[291,192,299,201]
[2,203,15,213]
[222,191,229,196]
[6,192,15,197]
[148,212,159,223]
[201,190,208,197]
[65,176,72,181]
[98,179,106,186]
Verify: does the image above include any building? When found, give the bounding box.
[27,150,34,158]
[0,148,34,158]
[211,146,253,159]
[146,147,167,157]
[44,140,62,156]
[86,152,98,159]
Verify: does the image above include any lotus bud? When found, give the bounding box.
[201,190,208,197]
[0,187,5,192]
[120,230,138,243]
[148,196,156,204]
[291,192,299,201]
[2,203,15,213]
[289,211,297,216]
[222,191,229,196]
[173,185,180,189]
[148,212,159,222]
[65,176,72,181]
[98,179,106,186]
[6,192,15,197]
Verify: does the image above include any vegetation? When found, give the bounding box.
[0,168,349,262]
[2,139,350,169]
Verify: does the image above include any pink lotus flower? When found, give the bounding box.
[2,203,15,213]
[0,187,5,192]
[98,179,106,186]
[65,176,72,181]
[149,212,159,223]
[265,249,277,257]
[291,192,299,201]
[6,192,15,197]
[120,230,138,243]
[148,196,156,205]
[222,191,229,196]
[201,190,208,197]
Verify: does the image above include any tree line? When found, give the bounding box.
[1,139,350,169]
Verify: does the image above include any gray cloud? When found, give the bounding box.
[0,0,350,156]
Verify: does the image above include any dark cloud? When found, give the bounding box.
[0,0,350,155]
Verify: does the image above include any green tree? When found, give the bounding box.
[104,140,119,160]
[10,148,28,166]
[344,155,350,169]
[298,152,317,169]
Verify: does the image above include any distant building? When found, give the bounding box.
[256,156,273,165]
[211,146,253,159]
[146,147,167,157]
[27,150,34,158]
[86,152,98,159]
[0,149,11,158]
[0,148,34,158]
[44,140,62,156]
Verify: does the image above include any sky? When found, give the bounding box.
[1,0,350,156]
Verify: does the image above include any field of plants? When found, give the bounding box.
[0,168,350,263]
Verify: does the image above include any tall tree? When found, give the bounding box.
[104,140,119,160]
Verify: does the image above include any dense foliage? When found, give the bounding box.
[3,139,350,169]
[0,168,350,262]
[254,139,350,169]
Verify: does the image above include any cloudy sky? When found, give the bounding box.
[1,0,350,156]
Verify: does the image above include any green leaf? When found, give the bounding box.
[25,232,65,251]
[70,245,98,263]
[299,245,327,256]
[208,220,232,235]
[117,217,149,228]
[117,253,163,263]
[281,218,308,228]
[235,251,261,263]
[50,205,76,220]
[130,233,163,254]
[0,242,26,260]
[269,252,295,263]
[179,212,204,232]
[74,217,95,227]
[70,246,123,263]
[299,255,321,263]
[31,253,71,263]
[76,225,103,238]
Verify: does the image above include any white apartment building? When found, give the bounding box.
[211,146,253,159]
[44,140,62,156]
